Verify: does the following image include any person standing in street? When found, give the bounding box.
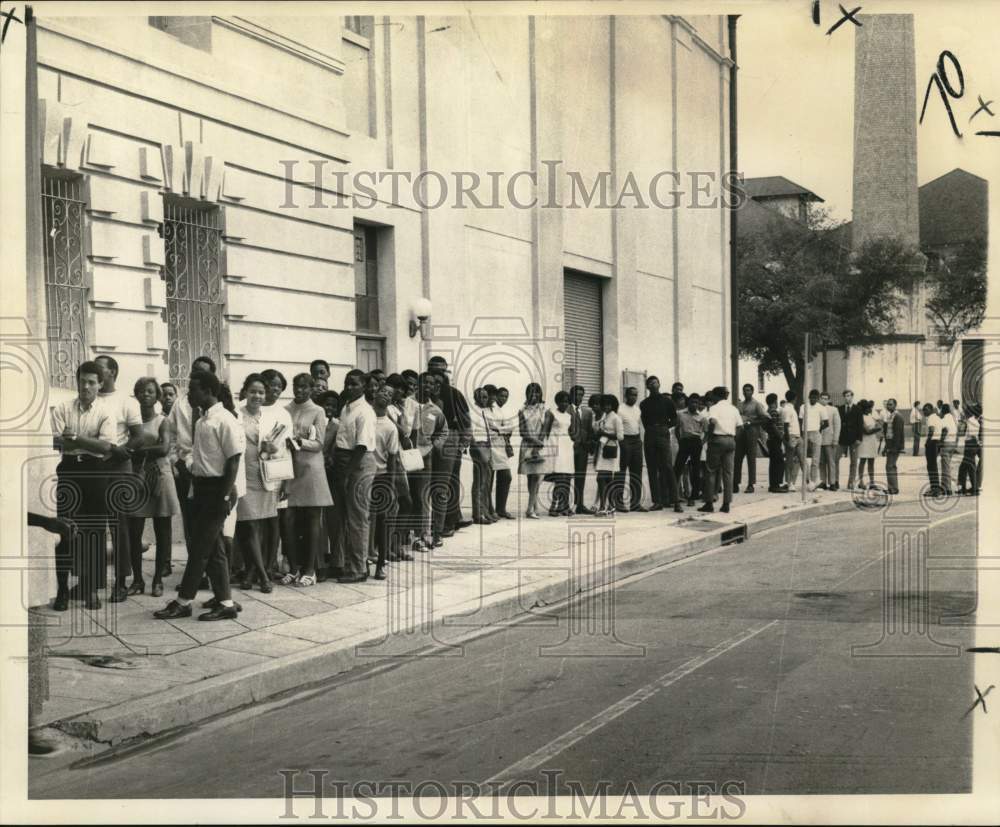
[412,372,449,550]
[911,401,923,456]
[837,389,862,491]
[699,388,741,513]
[799,389,828,492]
[673,393,706,507]
[546,391,576,517]
[369,386,402,580]
[50,362,116,611]
[428,356,472,536]
[765,393,788,493]
[818,392,841,491]
[518,382,554,520]
[882,398,905,495]
[489,386,515,519]
[469,387,496,524]
[616,386,645,512]
[958,403,982,496]
[94,354,143,603]
[922,403,943,496]
[154,370,242,621]
[781,390,802,491]
[641,376,682,513]
[939,403,958,496]
[857,400,881,488]
[593,394,624,516]
[569,385,596,515]
[735,383,767,494]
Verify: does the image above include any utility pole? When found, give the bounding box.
[801,332,810,503]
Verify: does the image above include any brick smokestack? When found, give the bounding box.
[852,14,922,329]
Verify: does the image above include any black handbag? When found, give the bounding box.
[601,441,618,460]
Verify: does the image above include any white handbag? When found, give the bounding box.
[261,454,294,491]
[400,447,424,473]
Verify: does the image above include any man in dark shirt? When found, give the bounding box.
[837,389,863,490]
[640,376,683,512]
[428,356,472,535]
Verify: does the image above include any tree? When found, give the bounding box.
[924,237,987,344]
[736,209,923,401]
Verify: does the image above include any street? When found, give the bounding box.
[32,497,978,799]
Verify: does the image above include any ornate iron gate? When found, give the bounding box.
[41,176,88,389]
[163,202,223,384]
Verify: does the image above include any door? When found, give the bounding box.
[563,270,604,395]
[356,337,385,372]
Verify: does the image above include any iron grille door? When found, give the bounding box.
[41,176,88,389]
[163,202,223,384]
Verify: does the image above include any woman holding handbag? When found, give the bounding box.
[284,373,332,587]
[594,394,624,516]
[518,382,554,519]
[488,386,516,519]
[127,378,180,598]
[235,374,288,593]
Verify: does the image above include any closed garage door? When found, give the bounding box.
[563,271,604,395]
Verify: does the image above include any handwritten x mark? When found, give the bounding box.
[970,95,995,122]
[1,5,23,45]
[827,4,863,36]
[962,684,994,718]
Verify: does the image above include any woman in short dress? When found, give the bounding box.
[284,373,332,586]
[235,373,288,593]
[546,390,576,517]
[489,386,515,519]
[127,377,180,598]
[260,369,294,580]
[518,382,554,519]
[857,399,881,488]
[594,394,624,515]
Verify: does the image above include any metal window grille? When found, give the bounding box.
[354,226,379,333]
[163,202,223,385]
[42,176,88,389]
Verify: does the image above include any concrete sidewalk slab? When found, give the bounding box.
[35,459,938,747]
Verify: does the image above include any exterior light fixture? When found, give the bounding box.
[409,297,432,339]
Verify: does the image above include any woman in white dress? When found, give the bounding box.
[546,391,576,517]
[857,399,881,488]
[518,382,554,519]
[594,394,624,515]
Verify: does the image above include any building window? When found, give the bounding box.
[149,16,212,51]
[162,201,223,384]
[41,174,88,389]
[343,17,377,138]
[354,225,379,333]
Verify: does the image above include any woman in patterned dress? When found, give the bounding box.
[518,382,554,519]
[546,390,576,516]
[127,377,180,598]
[594,394,624,515]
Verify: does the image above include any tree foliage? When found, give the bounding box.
[736,209,923,400]
[924,236,987,344]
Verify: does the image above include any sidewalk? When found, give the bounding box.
[34,458,934,746]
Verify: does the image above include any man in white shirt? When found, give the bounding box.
[332,369,377,583]
[781,390,802,491]
[910,401,923,456]
[939,404,959,495]
[698,386,742,513]
[155,370,243,621]
[819,392,841,491]
[799,389,829,491]
[922,403,944,496]
[95,355,143,603]
[616,386,645,512]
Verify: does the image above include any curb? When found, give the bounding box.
[52,496,869,746]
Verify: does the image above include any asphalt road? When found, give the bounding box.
[32,497,980,800]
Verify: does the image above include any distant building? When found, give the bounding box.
[742,176,824,225]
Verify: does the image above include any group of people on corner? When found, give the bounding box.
[910,398,984,497]
[46,351,985,620]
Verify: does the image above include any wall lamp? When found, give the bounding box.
[409,297,432,339]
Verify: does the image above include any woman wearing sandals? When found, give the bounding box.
[518,382,554,519]
[234,373,287,593]
[126,378,180,597]
[594,394,624,515]
[283,373,332,587]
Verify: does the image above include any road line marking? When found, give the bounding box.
[484,619,779,787]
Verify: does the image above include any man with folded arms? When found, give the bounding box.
[155,370,242,621]
[640,376,683,513]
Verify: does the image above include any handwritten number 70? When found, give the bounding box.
[919,51,965,137]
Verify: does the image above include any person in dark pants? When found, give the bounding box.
[94,354,143,603]
[673,393,706,506]
[155,370,243,621]
[735,383,767,494]
[488,386,515,519]
[699,388,742,514]
[640,376,683,513]
[922,403,942,496]
[569,385,595,515]
[764,393,787,493]
[50,361,116,611]
[882,398,906,495]
[958,404,982,495]
[910,401,923,457]
[428,356,471,536]
[616,386,645,511]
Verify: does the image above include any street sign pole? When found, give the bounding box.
[801,333,810,503]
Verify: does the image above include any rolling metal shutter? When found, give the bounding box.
[563,271,604,395]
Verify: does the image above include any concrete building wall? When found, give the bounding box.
[31,13,732,403]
